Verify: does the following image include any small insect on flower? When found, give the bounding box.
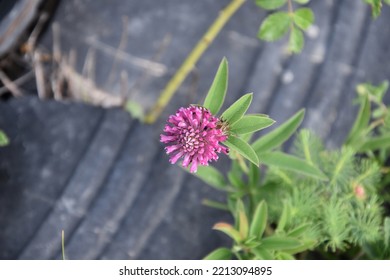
[160,105,229,173]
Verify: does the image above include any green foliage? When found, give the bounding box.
[258,12,291,42]
[254,0,389,53]
[293,0,310,4]
[182,56,389,259]
[230,115,275,135]
[259,151,327,180]
[225,136,260,166]
[363,0,390,18]
[288,27,304,53]
[192,165,227,191]
[252,109,305,155]
[364,0,384,18]
[124,100,144,121]
[203,247,232,260]
[255,0,314,53]
[201,59,274,168]
[203,57,228,115]
[221,93,253,125]
[0,130,9,147]
[293,8,314,30]
[193,77,390,259]
[255,0,287,10]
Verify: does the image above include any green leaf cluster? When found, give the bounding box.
[201,58,275,167]
[364,0,390,18]
[205,200,315,260]
[196,73,390,259]
[255,0,314,53]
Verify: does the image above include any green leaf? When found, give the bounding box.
[287,223,311,237]
[283,240,316,254]
[237,200,249,239]
[213,222,242,243]
[125,100,144,120]
[249,201,268,239]
[364,0,382,18]
[258,12,291,42]
[385,0,390,5]
[384,217,390,248]
[259,151,328,180]
[358,134,390,152]
[0,130,9,147]
[202,199,230,211]
[357,81,389,102]
[225,135,259,166]
[203,247,232,260]
[221,93,253,125]
[288,27,304,53]
[230,115,275,135]
[293,8,314,30]
[276,201,291,232]
[203,57,228,115]
[255,0,287,10]
[294,0,310,4]
[261,236,302,250]
[252,247,274,260]
[249,162,260,189]
[228,171,245,189]
[345,94,370,145]
[193,165,227,190]
[252,109,305,155]
[277,252,295,260]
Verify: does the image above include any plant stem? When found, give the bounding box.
[61,230,66,260]
[144,0,246,124]
[287,0,294,14]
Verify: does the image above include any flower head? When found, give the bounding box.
[354,184,366,200]
[160,106,228,172]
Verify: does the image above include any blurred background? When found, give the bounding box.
[0,0,389,259]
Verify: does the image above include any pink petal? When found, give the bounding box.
[190,160,199,173]
[169,151,184,164]
[165,144,181,154]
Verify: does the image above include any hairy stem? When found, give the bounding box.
[145,0,246,124]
